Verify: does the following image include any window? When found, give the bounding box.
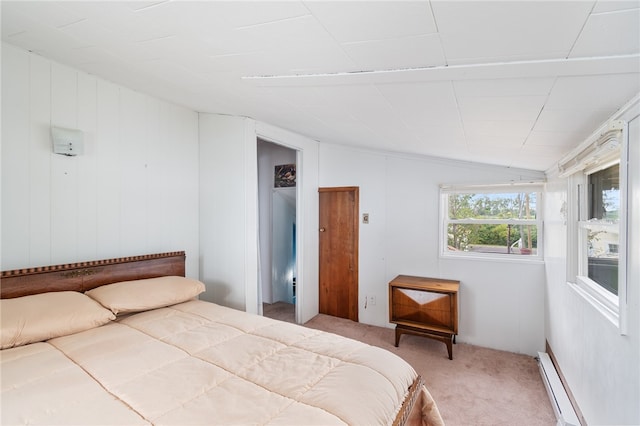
[562,119,628,333]
[440,185,543,259]
[580,163,620,295]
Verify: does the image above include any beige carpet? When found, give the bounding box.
[264,303,556,426]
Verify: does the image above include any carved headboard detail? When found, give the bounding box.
[1,251,186,299]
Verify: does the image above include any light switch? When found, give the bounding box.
[363,213,369,224]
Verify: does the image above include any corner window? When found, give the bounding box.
[581,163,620,295]
[440,186,543,259]
[562,119,628,333]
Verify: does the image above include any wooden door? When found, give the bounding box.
[319,187,359,321]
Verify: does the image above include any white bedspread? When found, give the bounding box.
[1,300,442,425]
[1,342,149,425]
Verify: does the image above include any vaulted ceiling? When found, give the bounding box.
[2,1,639,171]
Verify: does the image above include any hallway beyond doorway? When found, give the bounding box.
[263,302,295,323]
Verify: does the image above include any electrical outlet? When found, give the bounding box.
[363,213,369,224]
[369,295,376,306]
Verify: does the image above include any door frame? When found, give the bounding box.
[255,121,320,324]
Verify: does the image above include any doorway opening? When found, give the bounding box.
[257,139,297,323]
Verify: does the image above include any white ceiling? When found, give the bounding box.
[2,0,639,171]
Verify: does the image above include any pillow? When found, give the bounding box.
[85,276,206,315]
[1,291,116,349]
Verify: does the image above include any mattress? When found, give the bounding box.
[2,300,443,425]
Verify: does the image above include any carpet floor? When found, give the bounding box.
[264,302,556,426]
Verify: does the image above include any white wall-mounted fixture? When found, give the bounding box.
[51,126,84,156]
[557,120,624,177]
[537,352,580,426]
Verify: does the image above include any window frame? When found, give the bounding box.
[439,184,544,261]
[563,120,628,334]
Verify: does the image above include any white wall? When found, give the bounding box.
[319,144,546,355]
[1,44,199,276]
[199,116,320,323]
[199,114,257,311]
[544,103,639,425]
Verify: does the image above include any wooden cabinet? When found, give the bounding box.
[389,275,459,360]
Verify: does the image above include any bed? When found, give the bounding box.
[1,251,443,426]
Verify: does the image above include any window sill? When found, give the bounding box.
[567,279,619,330]
[440,252,544,265]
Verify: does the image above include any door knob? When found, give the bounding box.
[319,227,326,232]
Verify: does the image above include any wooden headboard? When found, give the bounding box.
[0,251,186,299]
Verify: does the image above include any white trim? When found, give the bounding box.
[440,187,544,261]
[583,157,620,176]
[547,93,639,176]
[577,275,619,316]
[449,218,538,226]
[243,54,640,81]
[244,54,640,87]
[578,220,618,232]
[565,122,629,335]
[557,121,624,178]
[537,352,580,426]
[244,119,259,315]
[569,280,619,329]
[618,121,629,335]
[441,252,545,265]
[565,174,581,283]
[255,121,320,325]
[440,182,545,193]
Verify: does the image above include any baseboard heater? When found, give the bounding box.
[537,352,580,426]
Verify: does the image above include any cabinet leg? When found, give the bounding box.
[394,326,454,359]
[453,335,456,344]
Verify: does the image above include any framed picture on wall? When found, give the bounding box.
[274,164,296,187]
